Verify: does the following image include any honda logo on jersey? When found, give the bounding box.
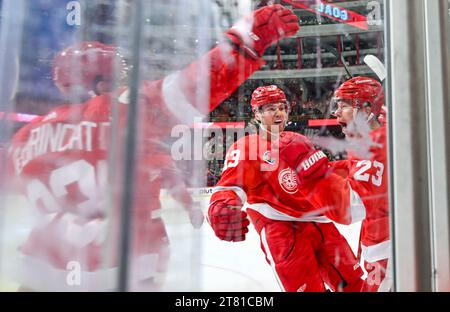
[278,168,298,194]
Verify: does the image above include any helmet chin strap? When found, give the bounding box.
[361,102,376,124]
[353,107,375,124]
[366,112,376,124]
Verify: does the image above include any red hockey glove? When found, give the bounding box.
[208,191,250,242]
[278,133,315,170]
[278,133,329,185]
[296,150,329,185]
[226,4,299,59]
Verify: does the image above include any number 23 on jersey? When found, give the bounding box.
[353,160,385,187]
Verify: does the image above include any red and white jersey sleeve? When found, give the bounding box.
[273,133,365,225]
[213,132,332,223]
[140,43,265,125]
[298,126,389,234]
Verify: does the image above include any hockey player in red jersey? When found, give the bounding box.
[282,77,390,291]
[208,85,365,292]
[332,77,390,292]
[6,5,300,291]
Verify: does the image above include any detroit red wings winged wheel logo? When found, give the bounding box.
[278,168,298,194]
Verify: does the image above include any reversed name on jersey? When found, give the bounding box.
[11,121,111,174]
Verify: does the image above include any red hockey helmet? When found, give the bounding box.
[251,85,287,109]
[333,76,384,116]
[52,41,127,94]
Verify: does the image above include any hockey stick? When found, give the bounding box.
[340,55,354,79]
[363,55,386,81]
[320,41,353,80]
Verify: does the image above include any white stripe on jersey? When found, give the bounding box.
[244,202,333,223]
[212,186,248,204]
[162,72,206,124]
[118,89,130,104]
[349,185,367,223]
[362,239,392,263]
[261,227,286,292]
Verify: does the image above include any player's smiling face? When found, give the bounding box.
[333,100,354,135]
[256,102,289,133]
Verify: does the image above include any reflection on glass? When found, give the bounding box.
[0,0,392,292]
